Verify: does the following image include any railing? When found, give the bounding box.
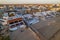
[9,21,23,26]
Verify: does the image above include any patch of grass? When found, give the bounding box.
[0,37,2,40]
[2,36,10,40]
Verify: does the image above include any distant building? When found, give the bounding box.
[0,5,26,31]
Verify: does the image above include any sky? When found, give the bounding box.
[0,0,60,4]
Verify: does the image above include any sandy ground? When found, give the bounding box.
[10,28,40,40]
[30,16,60,40]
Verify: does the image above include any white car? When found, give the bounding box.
[9,27,17,31]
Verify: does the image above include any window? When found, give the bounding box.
[15,21,18,23]
[10,25,15,28]
[16,24,19,26]
[20,22,23,25]
[9,22,14,24]
[19,20,22,22]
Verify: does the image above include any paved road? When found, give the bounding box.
[10,28,40,40]
[30,16,60,40]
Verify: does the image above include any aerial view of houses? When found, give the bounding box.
[0,4,60,40]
